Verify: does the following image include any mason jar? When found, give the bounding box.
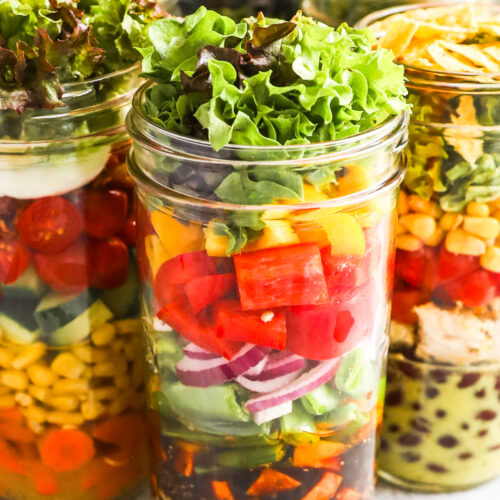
[358,4,500,492]
[127,81,408,500]
[0,65,148,500]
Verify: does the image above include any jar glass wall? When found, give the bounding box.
[359,4,500,492]
[0,65,148,500]
[127,83,408,500]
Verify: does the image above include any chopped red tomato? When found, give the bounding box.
[17,197,83,254]
[158,298,241,359]
[89,237,129,290]
[391,288,429,324]
[215,300,286,350]
[395,247,438,289]
[118,217,137,246]
[234,243,328,310]
[320,248,360,296]
[83,189,128,239]
[185,274,236,313]
[0,239,30,284]
[154,251,217,307]
[33,239,89,293]
[437,247,480,284]
[441,269,497,308]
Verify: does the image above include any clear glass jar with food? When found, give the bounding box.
[127,8,409,500]
[0,1,163,498]
[359,2,500,492]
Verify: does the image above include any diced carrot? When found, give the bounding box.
[173,445,195,477]
[0,407,23,423]
[319,456,341,472]
[293,441,347,468]
[26,461,59,495]
[97,460,141,500]
[212,480,234,500]
[0,422,37,442]
[38,429,95,472]
[337,487,361,500]
[301,472,343,500]
[247,468,301,496]
[0,438,25,474]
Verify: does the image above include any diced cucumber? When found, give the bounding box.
[35,289,101,334]
[2,266,46,301]
[48,299,113,346]
[0,298,40,345]
[102,255,139,318]
[280,402,319,445]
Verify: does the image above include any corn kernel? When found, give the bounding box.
[124,339,142,362]
[14,392,32,407]
[46,411,84,427]
[0,386,11,396]
[27,420,44,434]
[114,374,130,390]
[27,364,58,387]
[397,191,409,215]
[51,379,89,395]
[73,345,109,364]
[480,246,500,273]
[114,319,142,335]
[108,390,132,416]
[91,353,127,377]
[89,386,119,401]
[111,339,126,353]
[131,391,145,411]
[132,360,144,388]
[29,386,51,403]
[51,353,85,379]
[0,395,15,408]
[91,323,116,347]
[466,202,490,217]
[396,234,423,251]
[439,213,463,231]
[407,195,442,217]
[1,370,28,391]
[47,396,79,411]
[11,342,46,370]
[445,229,486,256]
[396,222,407,235]
[0,348,14,368]
[23,406,47,423]
[424,227,445,247]
[81,399,107,421]
[463,216,500,240]
[400,214,436,240]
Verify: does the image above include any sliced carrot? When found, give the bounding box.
[38,428,95,472]
[26,461,59,495]
[301,472,342,500]
[0,407,23,423]
[212,480,234,500]
[0,422,37,442]
[0,438,25,474]
[97,460,141,500]
[247,468,301,496]
[337,487,361,500]
[293,441,347,468]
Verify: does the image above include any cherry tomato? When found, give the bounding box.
[395,247,438,290]
[0,239,30,284]
[437,246,479,284]
[83,190,128,239]
[33,239,89,293]
[441,270,497,308]
[118,217,137,247]
[89,237,129,290]
[17,197,83,254]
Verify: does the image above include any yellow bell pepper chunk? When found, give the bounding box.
[246,220,300,251]
[145,235,171,276]
[151,211,203,256]
[303,183,329,202]
[294,223,330,248]
[205,225,230,257]
[321,213,365,256]
[335,164,375,196]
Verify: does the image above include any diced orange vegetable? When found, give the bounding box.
[212,480,234,500]
[293,441,347,468]
[97,460,141,500]
[26,461,59,495]
[247,468,301,496]
[0,407,23,423]
[0,422,37,442]
[301,472,343,500]
[16,442,37,460]
[80,459,112,491]
[38,429,95,472]
[0,438,24,474]
[337,487,361,500]
[294,223,330,248]
[335,164,374,195]
[92,414,145,445]
[173,441,200,477]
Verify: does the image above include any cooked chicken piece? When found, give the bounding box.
[389,320,416,350]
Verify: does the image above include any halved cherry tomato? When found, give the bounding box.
[83,190,128,239]
[118,217,137,246]
[0,239,30,284]
[89,237,129,290]
[17,197,83,254]
[395,247,438,290]
[441,269,497,308]
[437,246,480,284]
[33,239,89,293]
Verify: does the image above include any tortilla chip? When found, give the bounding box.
[413,22,469,42]
[378,16,419,58]
[483,44,500,64]
[427,41,483,72]
[440,41,500,72]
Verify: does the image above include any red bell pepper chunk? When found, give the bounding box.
[157,298,241,359]
[154,251,217,307]
[440,269,497,308]
[234,243,328,311]
[437,246,480,284]
[320,247,361,296]
[184,274,236,313]
[215,300,286,350]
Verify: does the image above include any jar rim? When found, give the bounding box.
[127,80,409,166]
[389,352,500,370]
[357,2,500,90]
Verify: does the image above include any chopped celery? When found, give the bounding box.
[301,384,341,415]
[216,443,285,468]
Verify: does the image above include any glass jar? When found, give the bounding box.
[0,65,148,500]
[127,82,408,500]
[358,4,500,492]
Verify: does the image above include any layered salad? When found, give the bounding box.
[133,7,408,499]
[0,1,162,498]
[370,4,500,489]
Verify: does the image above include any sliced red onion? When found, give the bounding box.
[176,344,268,387]
[183,343,219,361]
[253,401,293,425]
[236,370,301,393]
[247,352,306,381]
[246,358,340,413]
[244,354,269,377]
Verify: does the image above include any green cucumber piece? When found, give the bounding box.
[102,255,139,318]
[35,289,100,334]
[280,402,319,445]
[0,297,40,344]
[48,299,113,346]
[2,266,46,301]
[301,384,342,415]
[216,443,285,468]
